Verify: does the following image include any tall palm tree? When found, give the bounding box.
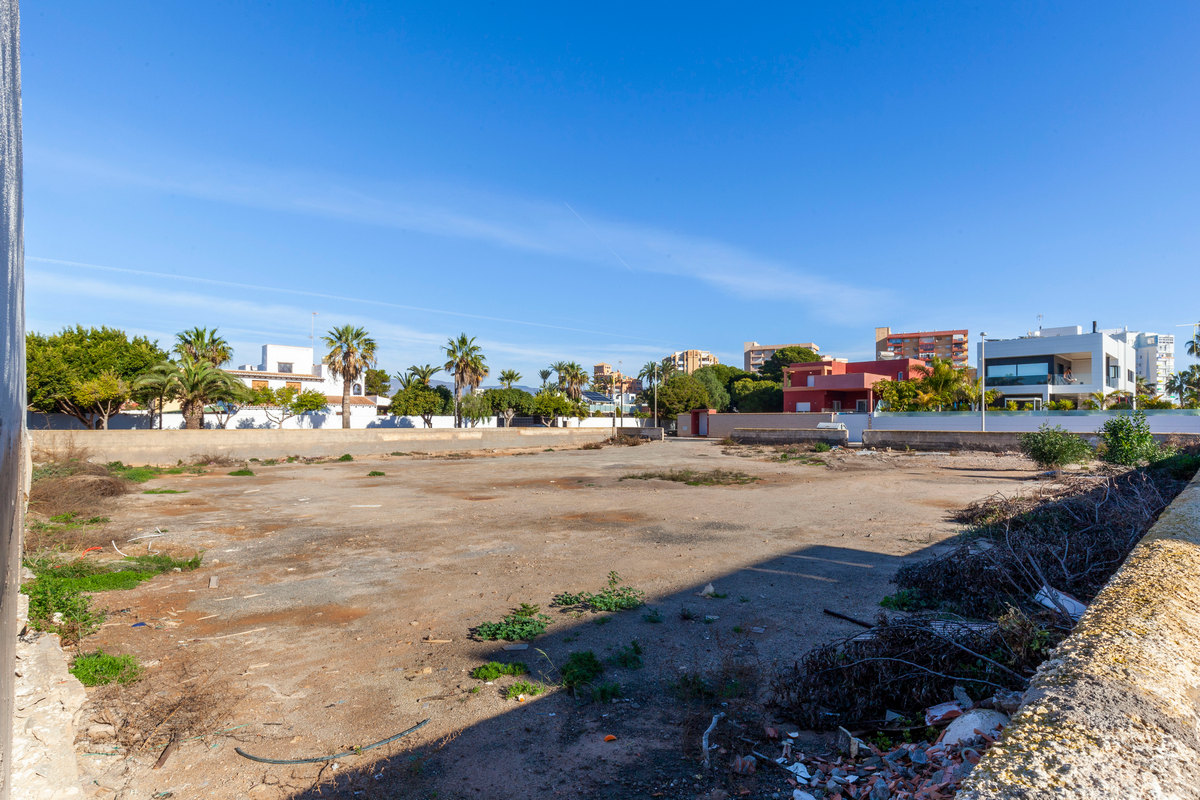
[1186,333,1200,359]
[549,361,569,391]
[1087,390,1109,410]
[538,369,552,389]
[409,364,440,386]
[173,358,243,430]
[561,362,588,400]
[499,369,521,389]
[393,371,414,392]
[444,334,488,427]
[912,357,964,410]
[638,361,661,392]
[322,325,378,429]
[174,327,232,366]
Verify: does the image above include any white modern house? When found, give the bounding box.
[979,324,1137,406]
[227,344,384,420]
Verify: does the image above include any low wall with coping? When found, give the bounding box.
[861,430,1200,453]
[29,427,618,466]
[730,427,849,446]
[959,467,1200,799]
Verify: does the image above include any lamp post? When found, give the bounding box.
[653,363,659,429]
[979,333,987,432]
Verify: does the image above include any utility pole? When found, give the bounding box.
[979,333,987,432]
[310,311,318,343]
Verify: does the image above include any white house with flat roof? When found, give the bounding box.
[979,324,1137,406]
[227,344,383,419]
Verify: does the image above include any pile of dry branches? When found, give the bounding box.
[895,469,1182,617]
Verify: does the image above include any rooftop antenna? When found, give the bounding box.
[1037,313,1043,330]
[310,311,318,344]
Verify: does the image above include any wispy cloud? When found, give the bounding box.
[32,147,891,321]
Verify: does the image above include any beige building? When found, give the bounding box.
[664,349,719,375]
[875,327,969,368]
[743,341,821,373]
[593,362,642,394]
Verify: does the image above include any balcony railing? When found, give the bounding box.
[986,375,1080,387]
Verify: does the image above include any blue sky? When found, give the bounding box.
[21,2,1200,382]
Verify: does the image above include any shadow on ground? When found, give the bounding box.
[280,541,948,800]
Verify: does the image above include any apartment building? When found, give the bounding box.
[228,344,382,411]
[782,358,923,413]
[742,341,820,373]
[1132,333,1174,391]
[979,324,1136,406]
[593,362,643,394]
[664,349,719,375]
[875,327,969,368]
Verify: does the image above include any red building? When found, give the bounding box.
[782,358,924,412]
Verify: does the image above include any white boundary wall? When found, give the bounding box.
[27,411,656,432]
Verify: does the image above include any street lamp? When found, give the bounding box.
[979,333,987,432]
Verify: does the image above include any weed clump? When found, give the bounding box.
[367,470,385,477]
[227,468,255,477]
[71,650,141,686]
[142,488,188,494]
[470,662,529,681]
[555,571,645,613]
[504,680,543,699]
[337,453,354,462]
[591,682,621,703]
[620,469,758,486]
[560,651,604,693]
[474,604,551,641]
[612,640,644,669]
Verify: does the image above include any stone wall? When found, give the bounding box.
[959,468,1200,799]
[861,429,1200,453]
[30,427,619,466]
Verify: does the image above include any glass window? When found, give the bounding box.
[277,362,293,373]
[1016,363,1048,377]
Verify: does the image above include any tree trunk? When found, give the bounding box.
[342,377,351,429]
[182,400,203,430]
[454,384,462,428]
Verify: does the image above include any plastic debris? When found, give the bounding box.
[924,701,964,726]
[1034,584,1087,620]
[603,734,617,742]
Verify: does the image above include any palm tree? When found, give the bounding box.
[499,369,521,389]
[1087,390,1108,410]
[393,371,414,392]
[912,357,964,410]
[322,325,377,429]
[1186,333,1200,359]
[549,361,569,391]
[638,361,661,392]
[561,361,588,400]
[444,334,488,427]
[132,361,179,429]
[174,327,232,366]
[173,358,243,429]
[409,364,440,386]
[538,369,552,389]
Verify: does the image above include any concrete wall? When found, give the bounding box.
[27,411,657,432]
[959,468,1200,799]
[730,428,849,446]
[872,409,1200,435]
[678,412,837,439]
[0,4,20,796]
[29,427,620,466]
[862,429,1200,453]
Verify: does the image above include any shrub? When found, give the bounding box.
[812,442,832,453]
[1019,424,1092,470]
[71,650,141,686]
[560,651,604,693]
[337,454,354,462]
[504,680,543,699]
[474,604,552,641]
[367,470,385,477]
[554,572,645,612]
[1099,411,1167,466]
[227,469,255,477]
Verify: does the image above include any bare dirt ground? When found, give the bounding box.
[67,439,1039,800]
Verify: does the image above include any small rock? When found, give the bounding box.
[699,583,716,596]
[941,709,1009,746]
[87,723,116,741]
[870,778,891,800]
[953,685,972,708]
[910,748,928,766]
[793,791,816,800]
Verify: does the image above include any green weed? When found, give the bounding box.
[879,588,926,611]
[469,662,529,681]
[474,604,552,641]
[142,489,188,494]
[560,651,604,693]
[591,682,621,703]
[367,471,385,477]
[227,469,255,477]
[612,640,643,669]
[620,469,759,486]
[505,680,543,699]
[642,608,663,623]
[337,454,354,462]
[555,571,645,613]
[70,650,141,686]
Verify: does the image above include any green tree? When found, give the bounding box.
[131,361,179,430]
[207,382,255,429]
[365,368,391,396]
[388,383,445,427]
[173,327,232,366]
[481,387,535,427]
[1186,333,1200,359]
[538,368,552,389]
[656,374,711,419]
[499,369,521,389]
[730,378,781,412]
[322,325,377,429]
[561,362,588,400]
[911,357,967,410]
[691,366,732,412]
[549,361,568,391]
[251,386,328,428]
[638,361,661,393]
[757,346,819,383]
[72,372,129,430]
[26,326,166,429]
[532,390,573,426]
[444,334,489,427]
[459,392,493,427]
[873,378,922,412]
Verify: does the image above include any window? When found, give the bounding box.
[286,382,301,392]
[251,381,267,391]
[277,362,293,373]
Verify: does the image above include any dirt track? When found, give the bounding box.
[70,439,1039,799]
